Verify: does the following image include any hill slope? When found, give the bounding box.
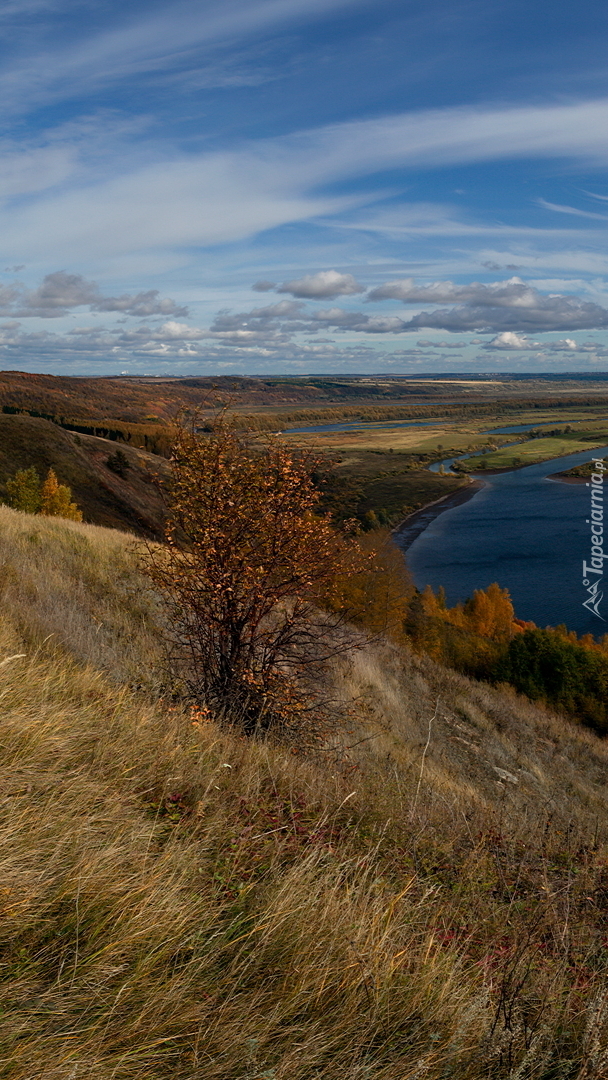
[0,413,168,535]
[1,508,608,1078]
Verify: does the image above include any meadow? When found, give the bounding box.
[464,436,608,472]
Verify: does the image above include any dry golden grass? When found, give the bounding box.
[0,507,607,1077]
[0,504,163,689]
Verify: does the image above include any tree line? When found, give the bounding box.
[1,405,173,456]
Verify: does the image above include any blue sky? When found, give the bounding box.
[4,0,608,374]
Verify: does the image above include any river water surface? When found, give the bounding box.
[404,446,608,636]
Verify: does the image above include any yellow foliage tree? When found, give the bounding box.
[325,527,414,640]
[40,469,82,521]
[404,581,518,676]
[462,582,515,640]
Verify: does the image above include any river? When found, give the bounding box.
[284,415,608,633]
[401,446,608,636]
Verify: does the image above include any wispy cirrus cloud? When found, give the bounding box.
[0,0,368,115]
[9,98,608,267]
[537,199,608,221]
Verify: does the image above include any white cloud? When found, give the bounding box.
[1,309,605,374]
[397,300,608,334]
[276,270,365,298]
[484,332,539,350]
[313,307,405,332]
[539,338,580,352]
[157,276,608,353]
[209,298,304,332]
[153,321,206,339]
[416,339,468,348]
[250,299,305,317]
[556,337,577,350]
[369,276,549,307]
[493,337,584,355]
[93,289,188,317]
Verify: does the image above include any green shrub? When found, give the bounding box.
[106,448,131,477]
[495,628,608,733]
[5,466,41,513]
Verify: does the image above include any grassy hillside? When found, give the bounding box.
[1,508,608,1077]
[0,414,168,536]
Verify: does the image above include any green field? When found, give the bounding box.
[464,434,608,472]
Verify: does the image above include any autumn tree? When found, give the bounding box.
[461,582,515,640]
[141,415,366,735]
[325,527,414,641]
[40,469,82,521]
[404,581,517,677]
[403,585,444,656]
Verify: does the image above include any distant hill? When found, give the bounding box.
[0,369,485,425]
[0,413,168,536]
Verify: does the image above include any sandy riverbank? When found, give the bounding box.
[549,473,587,484]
